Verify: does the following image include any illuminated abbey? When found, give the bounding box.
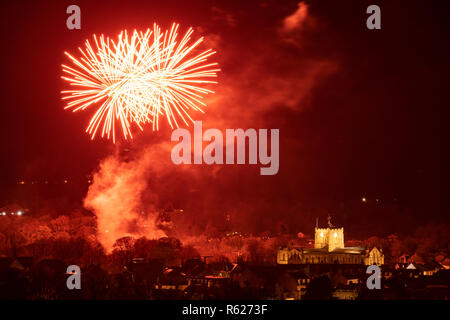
[277,216,384,265]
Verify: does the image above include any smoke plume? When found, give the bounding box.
[84,1,339,251]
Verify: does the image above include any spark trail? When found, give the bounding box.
[61,23,220,142]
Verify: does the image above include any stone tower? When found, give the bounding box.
[314,216,344,252]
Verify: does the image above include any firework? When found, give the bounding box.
[61,23,220,142]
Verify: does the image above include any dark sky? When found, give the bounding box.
[0,0,448,236]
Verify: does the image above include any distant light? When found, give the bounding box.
[10,212,14,215]
[320,232,324,237]
[334,232,338,238]
[17,211,22,216]
[362,197,367,202]
[1,212,5,216]
[64,180,68,184]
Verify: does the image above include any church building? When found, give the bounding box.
[277,216,384,265]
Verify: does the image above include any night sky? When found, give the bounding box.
[0,0,447,237]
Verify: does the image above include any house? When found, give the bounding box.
[439,258,450,270]
[406,262,442,276]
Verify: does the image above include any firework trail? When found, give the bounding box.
[61,23,220,142]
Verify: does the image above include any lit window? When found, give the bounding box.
[334,232,337,238]
[320,232,324,237]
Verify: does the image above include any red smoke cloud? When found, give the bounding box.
[84,2,339,250]
[84,145,168,251]
[282,2,309,33]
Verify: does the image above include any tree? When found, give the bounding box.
[134,237,157,259]
[111,236,136,267]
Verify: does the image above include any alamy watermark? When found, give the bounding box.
[171,121,279,175]
[66,5,81,30]
[366,265,381,289]
[66,265,81,289]
[366,5,381,30]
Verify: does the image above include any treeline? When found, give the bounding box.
[361,223,450,264]
[0,213,449,267]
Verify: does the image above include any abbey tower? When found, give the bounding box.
[314,216,344,252]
